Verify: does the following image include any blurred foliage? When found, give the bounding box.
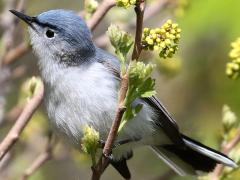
[84,0,98,20]
[106,24,133,73]
[174,0,190,18]
[155,56,182,77]
[219,106,240,180]
[116,0,136,9]
[199,105,240,180]
[222,105,238,134]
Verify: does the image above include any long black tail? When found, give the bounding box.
[152,135,237,176]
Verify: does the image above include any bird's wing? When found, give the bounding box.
[143,96,184,145]
[96,47,184,145]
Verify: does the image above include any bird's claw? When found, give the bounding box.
[103,152,114,162]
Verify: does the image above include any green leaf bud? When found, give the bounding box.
[81,125,100,166]
[107,24,133,73]
[22,76,43,100]
[222,105,238,131]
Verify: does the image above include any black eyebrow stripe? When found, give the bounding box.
[33,17,58,30]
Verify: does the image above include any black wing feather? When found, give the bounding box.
[144,96,184,145]
[97,48,184,145]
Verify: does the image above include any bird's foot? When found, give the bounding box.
[103,152,114,162]
[99,138,140,149]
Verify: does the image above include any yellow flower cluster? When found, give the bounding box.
[226,38,240,79]
[116,0,137,8]
[142,20,181,58]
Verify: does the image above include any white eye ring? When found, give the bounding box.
[45,29,55,38]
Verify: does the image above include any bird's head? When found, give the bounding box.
[10,9,96,66]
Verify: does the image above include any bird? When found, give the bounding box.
[10,9,237,179]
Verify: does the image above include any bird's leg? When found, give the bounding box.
[99,137,140,149]
[98,140,113,161]
[99,137,140,162]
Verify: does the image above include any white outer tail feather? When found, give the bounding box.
[151,137,237,176]
[182,138,237,168]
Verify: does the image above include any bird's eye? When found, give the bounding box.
[46,29,55,38]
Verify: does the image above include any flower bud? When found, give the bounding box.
[222,105,238,131]
[141,19,181,59]
[116,0,137,8]
[226,38,240,79]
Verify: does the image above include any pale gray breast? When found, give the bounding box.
[43,60,166,149]
[44,62,119,146]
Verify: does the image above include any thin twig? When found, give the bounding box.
[10,65,27,80]
[87,0,116,31]
[211,129,240,180]
[0,0,24,46]
[132,0,145,60]
[0,83,44,161]
[97,2,146,154]
[91,74,129,180]
[0,0,26,67]
[91,1,145,179]
[3,43,30,66]
[20,133,54,180]
[222,130,240,154]
[95,0,166,48]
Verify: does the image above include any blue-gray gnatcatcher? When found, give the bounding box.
[10,9,236,178]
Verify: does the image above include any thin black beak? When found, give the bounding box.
[9,10,36,27]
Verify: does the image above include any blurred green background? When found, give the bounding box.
[1,0,240,180]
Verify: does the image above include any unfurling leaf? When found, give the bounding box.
[118,61,156,132]
[107,24,133,74]
[107,27,156,134]
[141,90,156,98]
[127,61,156,104]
